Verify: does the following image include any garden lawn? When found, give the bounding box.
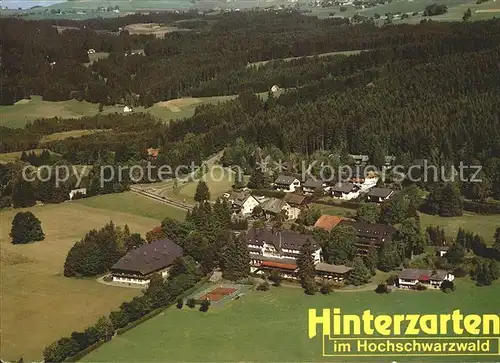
[83,279,500,362]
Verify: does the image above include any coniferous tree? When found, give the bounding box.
[446,242,465,266]
[124,233,146,252]
[494,227,500,254]
[222,234,250,281]
[364,244,378,275]
[10,211,45,244]
[297,239,316,288]
[377,241,401,272]
[145,273,169,308]
[11,177,37,208]
[194,180,210,203]
[347,257,371,286]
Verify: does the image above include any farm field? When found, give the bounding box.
[247,49,366,68]
[123,23,191,37]
[75,192,187,221]
[0,149,61,163]
[39,129,109,143]
[83,279,500,362]
[0,199,166,360]
[0,95,237,129]
[419,211,499,244]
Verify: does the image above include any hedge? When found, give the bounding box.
[312,199,361,210]
[463,200,500,215]
[116,276,209,335]
[64,340,107,362]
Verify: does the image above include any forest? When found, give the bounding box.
[1,12,500,208]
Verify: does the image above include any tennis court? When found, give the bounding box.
[190,282,248,305]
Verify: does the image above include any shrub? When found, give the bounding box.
[186,298,196,308]
[386,275,398,286]
[199,299,211,312]
[440,280,455,292]
[304,280,316,295]
[256,281,270,291]
[415,283,427,291]
[375,283,390,293]
[320,282,332,295]
[176,298,183,309]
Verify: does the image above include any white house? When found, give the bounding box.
[397,269,455,289]
[330,183,360,200]
[69,188,87,200]
[273,175,301,193]
[87,48,96,54]
[271,85,280,93]
[366,187,395,202]
[246,228,322,277]
[228,192,260,216]
[111,239,183,285]
[302,178,329,195]
[123,106,133,113]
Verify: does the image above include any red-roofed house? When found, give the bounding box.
[313,215,345,232]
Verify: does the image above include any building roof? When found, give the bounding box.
[274,175,299,185]
[367,188,394,198]
[339,221,397,244]
[246,228,319,251]
[314,262,352,274]
[349,154,369,162]
[284,193,307,206]
[111,239,183,276]
[302,178,325,189]
[398,269,449,281]
[331,182,357,193]
[314,215,345,231]
[260,197,287,214]
[229,191,253,206]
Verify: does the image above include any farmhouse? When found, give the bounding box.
[110,239,183,285]
[314,262,352,282]
[330,182,360,200]
[338,220,397,254]
[260,197,300,220]
[397,269,455,289]
[314,215,345,232]
[69,188,87,200]
[123,106,133,113]
[228,191,260,216]
[366,188,395,202]
[302,178,328,195]
[273,175,301,192]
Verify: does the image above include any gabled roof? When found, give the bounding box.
[398,269,449,281]
[246,228,319,251]
[229,191,253,206]
[260,197,287,214]
[284,193,307,206]
[111,239,183,276]
[315,262,352,274]
[274,175,299,185]
[314,215,344,231]
[302,178,325,189]
[331,182,357,193]
[367,188,394,198]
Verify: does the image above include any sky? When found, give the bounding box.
[1,0,66,9]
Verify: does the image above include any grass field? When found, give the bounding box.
[83,279,500,362]
[74,192,187,221]
[0,199,170,360]
[0,149,61,163]
[39,129,109,143]
[0,95,237,128]
[123,23,191,37]
[247,49,366,68]
[419,211,499,244]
